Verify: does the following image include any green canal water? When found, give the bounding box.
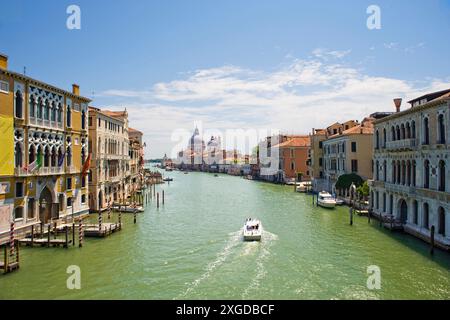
[1,170,449,300]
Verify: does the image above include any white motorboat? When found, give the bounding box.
[335,198,345,206]
[243,218,262,241]
[296,181,312,193]
[317,191,337,209]
[112,204,144,213]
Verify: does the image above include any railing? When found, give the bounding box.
[35,167,64,175]
[386,139,416,151]
[14,168,29,176]
[29,117,63,130]
[385,182,416,195]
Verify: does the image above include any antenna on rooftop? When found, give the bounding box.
[23,66,26,75]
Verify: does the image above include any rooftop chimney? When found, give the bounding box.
[72,84,80,96]
[394,98,402,113]
[0,53,8,70]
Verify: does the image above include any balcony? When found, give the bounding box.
[29,117,64,131]
[67,165,79,174]
[385,139,417,151]
[14,167,29,176]
[385,182,416,195]
[38,167,64,175]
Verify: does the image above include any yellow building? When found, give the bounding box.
[0,53,91,241]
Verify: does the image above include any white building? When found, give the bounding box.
[370,90,450,250]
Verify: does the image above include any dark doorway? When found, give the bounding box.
[39,187,53,224]
[399,199,408,224]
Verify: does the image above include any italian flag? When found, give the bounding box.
[25,151,42,173]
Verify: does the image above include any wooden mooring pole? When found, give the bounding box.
[9,222,15,257]
[72,223,75,246]
[3,245,8,274]
[65,226,69,248]
[31,225,34,246]
[157,192,160,209]
[162,190,165,205]
[78,221,83,248]
[349,207,353,226]
[134,210,137,224]
[47,225,51,247]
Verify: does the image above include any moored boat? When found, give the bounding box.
[317,191,337,209]
[112,204,144,213]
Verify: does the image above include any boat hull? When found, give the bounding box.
[243,232,262,241]
[318,201,336,209]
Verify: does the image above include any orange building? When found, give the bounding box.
[276,136,311,181]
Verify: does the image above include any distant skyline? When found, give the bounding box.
[1,0,449,158]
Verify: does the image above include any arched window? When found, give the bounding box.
[392,160,396,183]
[66,106,72,127]
[44,100,50,120]
[382,193,386,212]
[396,160,401,184]
[375,160,379,180]
[391,126,396,141]
[58,148,63,167]
[37,98,43,119]
[424,160,430,189]
[401,124,405,140]
[383,160,387,181]
[15,143,22,168]
[396,125,401,141]
[389,194,393,215]
[438,207,446,236]
[411,121,416,139]
[29,95,35,118]
[401,161,406,185]
[423,117,429,145]
[51,147,57,167]
[383,128,387,148]
[29,145,36,164]
[81,110,86,129]
[423,203,429,229]
[375,130,379,149]
[67,147,72,166]
[15,90,23,118]
[406,160,411,186]
[51,102,56,122]
[44,147,50,167]
[57,103,62,123]
[413,200,418,225]
[406,122,411,139]
[412,160,416,187]
[439,160,446,192]
[438,114,446,144]
[81,148,86,165]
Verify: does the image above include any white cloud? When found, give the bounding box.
[97,49,448,158]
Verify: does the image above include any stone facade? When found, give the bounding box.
[88,107,130,211]
[0,54,91,242]
[370,90,450,249]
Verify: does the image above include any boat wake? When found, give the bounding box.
[176,230,242,299]
[241,230,278,298]
[176,229,278,299]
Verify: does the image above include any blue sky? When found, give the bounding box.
[1,0,450,157]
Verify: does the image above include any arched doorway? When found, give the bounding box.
[399,199,408,224]
[438,207,446,237]
[39,187,53,224]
